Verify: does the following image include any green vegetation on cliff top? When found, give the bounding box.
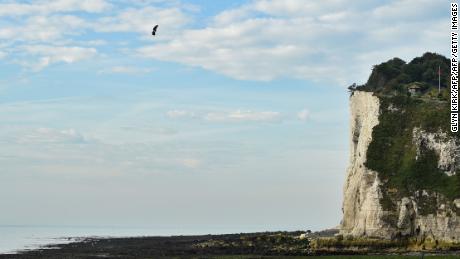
[353,52,450,97]
[356,52,460,215]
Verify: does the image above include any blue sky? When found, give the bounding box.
[0,0,449,233]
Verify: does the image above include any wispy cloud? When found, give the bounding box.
[180,158,201,169]
[99,66,154,75]
[205,110,282,123]
[0,0,111,17]
[16,127,89,144]
[166,110,196,119]
[165,109,282,123]
[0,15,89,42]
[297,109,310,121]
[120,126,177,135]
[0,1,193,71]
[20,45,97,70]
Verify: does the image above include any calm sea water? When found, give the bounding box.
[0,225,215,254]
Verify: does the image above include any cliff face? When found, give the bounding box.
[340,91,389,238]
[340,91,460,242]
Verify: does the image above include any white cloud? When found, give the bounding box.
[205,110,281,123]
[0,15,88,42]
[83,40,107,46]
[166,110,196,119]
[0,0,449,81]
[99,66,154,75]
[17,128,88,144]
[137,0,448,83]
[0,2,189,71]
[372,0,443,22]
[165,109,282,123]
[0,13,97,70]
[121,126,177,135]
[0,0,110,16]
[251,0,345,17]
[212,6,252,26]
[297,109,310,121]
[181,158,201,169]
[21,45,97,70]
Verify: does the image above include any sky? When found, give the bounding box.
[0,0,450,233]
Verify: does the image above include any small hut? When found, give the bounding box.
[407,82,422,96]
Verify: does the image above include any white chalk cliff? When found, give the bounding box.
[340,91,460,241]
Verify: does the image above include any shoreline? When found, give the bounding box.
[2,230,460,259]
[0,230,316,258]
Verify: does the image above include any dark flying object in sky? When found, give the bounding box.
[152,25,159,36]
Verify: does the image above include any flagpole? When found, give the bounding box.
[438,65,441,94]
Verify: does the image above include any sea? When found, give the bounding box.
[0,225,221,254]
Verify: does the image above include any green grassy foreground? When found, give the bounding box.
[211,256,460,259]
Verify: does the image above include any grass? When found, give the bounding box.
[190,255,460,259]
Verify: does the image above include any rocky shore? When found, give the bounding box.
[0,231,311,259]
[2,229,460,259]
